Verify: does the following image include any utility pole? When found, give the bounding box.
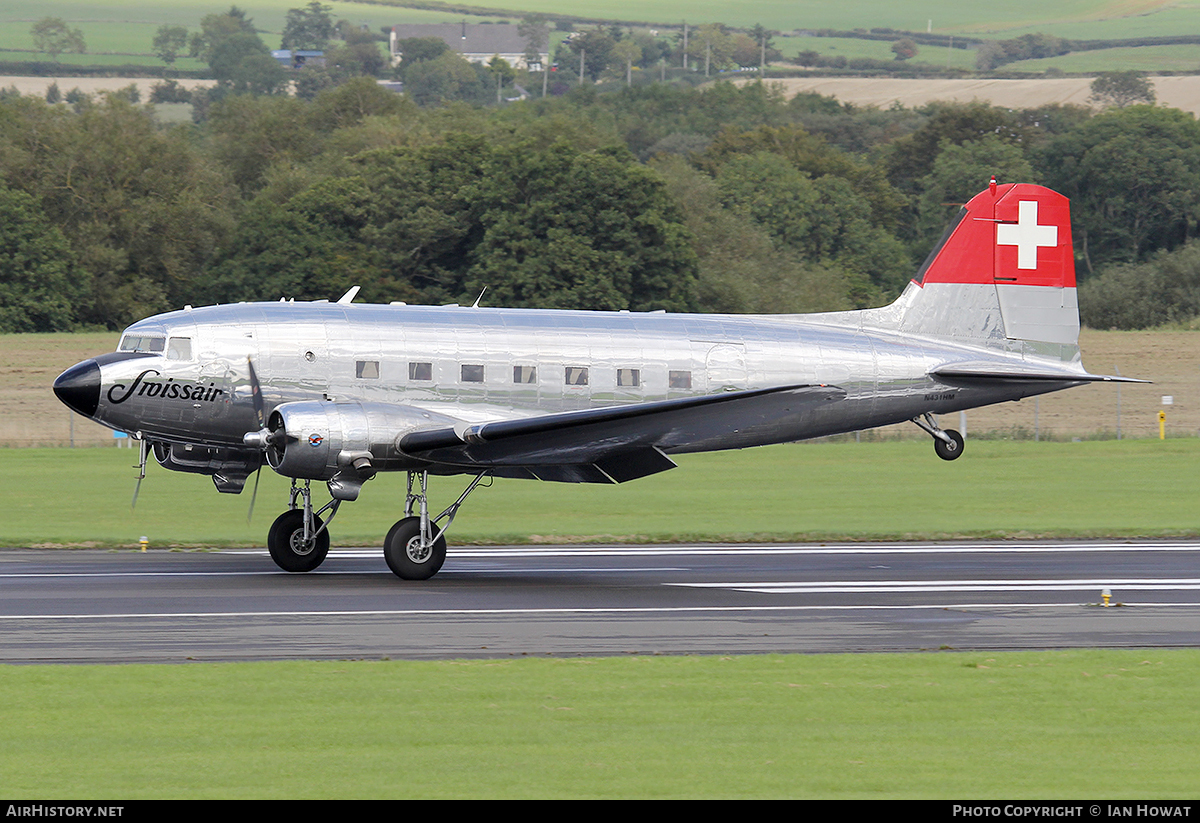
[682,22,688,70]
[579,47,585,85]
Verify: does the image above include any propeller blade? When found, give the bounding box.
[247,356,265,431]
[247,466,261,525]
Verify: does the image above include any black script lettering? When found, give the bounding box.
[107,370,159,404]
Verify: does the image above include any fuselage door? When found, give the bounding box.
[704,343,748,393]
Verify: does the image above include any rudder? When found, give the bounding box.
[906,181,1078,347]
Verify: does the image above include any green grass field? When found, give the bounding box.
[3,650,1200,798]
[1007,43,1200,72]
[5,0,1200,73]
[3,438,1197,547]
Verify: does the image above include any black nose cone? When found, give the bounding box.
[54,359,101,418]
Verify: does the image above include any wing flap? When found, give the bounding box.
[931,361,1148,385]
[401,384,845,482]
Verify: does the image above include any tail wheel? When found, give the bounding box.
[934,429,965,461]
[384,516,446,580]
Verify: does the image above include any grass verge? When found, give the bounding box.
[3,650,1199,798]
[3,438,1197,548]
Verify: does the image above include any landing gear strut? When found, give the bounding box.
[912,413,965,461]
[266,480,341,572]
[384,471,489,580]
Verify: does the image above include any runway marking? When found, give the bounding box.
[672,578,1200,594]
[362,542,1200,558]
[3,602,1200,621]
[0,567,685,579]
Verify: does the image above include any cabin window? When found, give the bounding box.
[166,337,192,361]
[669,370,692,389]
[513,365,537,384]
[409,362,432,381]
[565,366,588,386]
[461,364,484,383]
[118,335,165,354]
[617,368,640,387]
[356,360,380,379]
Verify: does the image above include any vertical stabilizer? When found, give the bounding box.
[897,183,1078,348]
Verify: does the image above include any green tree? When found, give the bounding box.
[189,6,257,64]
[201,177,381,304]
[686,24,736,75]
[487,56,516,103]
[308,76,409,131]
[651,155,851,314]
[281,1,335,50]
[30,17,86,62]
[209,32,288,94]
[884,102,1027,196]
[0,187,82,332]
[1089,71,1156,109]
[564,27,617,81]
[465,142,698,311]
[713,152,909,303]
[394,36,450,80]
[916,135,1036,243]
[611,39,641,86]
[206,94,318,193]
[404,51,485,106]
[518,15,550,72]
[152,25,189,70]
[891,38,918,61]
[1080,242,1200,329]
[1038,105,1200,271]
[0,95,234,327]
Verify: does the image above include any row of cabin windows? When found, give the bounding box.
[360,361,693,389]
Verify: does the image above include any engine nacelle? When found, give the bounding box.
[265,401,455,498]
[151,441,262,494]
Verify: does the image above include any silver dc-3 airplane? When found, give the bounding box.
[54,181,1139,580]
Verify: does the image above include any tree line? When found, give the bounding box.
[3,7,1200,332]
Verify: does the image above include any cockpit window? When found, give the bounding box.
[119,335,166,353]
[167,337,192,360]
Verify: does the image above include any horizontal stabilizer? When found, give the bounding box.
[931,362,1149,385]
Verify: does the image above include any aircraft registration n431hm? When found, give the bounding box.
[54,181,1140,580]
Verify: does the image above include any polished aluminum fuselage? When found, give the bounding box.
[93,298,1078,461]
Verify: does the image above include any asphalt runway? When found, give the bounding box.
[3,541,1200,663]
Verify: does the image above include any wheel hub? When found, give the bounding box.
[406,535,432,563]
[289,530,316,556]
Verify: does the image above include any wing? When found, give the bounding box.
[401,384,846,484]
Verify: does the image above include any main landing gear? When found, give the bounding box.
[265,471,490,580]
[912,413,965,461]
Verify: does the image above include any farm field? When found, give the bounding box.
[4,1,1200,73]
[751,73,1200,115]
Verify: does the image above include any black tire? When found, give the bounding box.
[384,516,446,580]
[934,429,965,461]
[266,509,330,572]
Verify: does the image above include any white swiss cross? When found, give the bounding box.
[996,200,1057,270]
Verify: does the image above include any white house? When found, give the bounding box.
[390,22,549,70]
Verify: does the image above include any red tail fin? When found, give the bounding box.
[911,183,1078,346]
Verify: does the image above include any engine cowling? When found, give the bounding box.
[264,401,456,498]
